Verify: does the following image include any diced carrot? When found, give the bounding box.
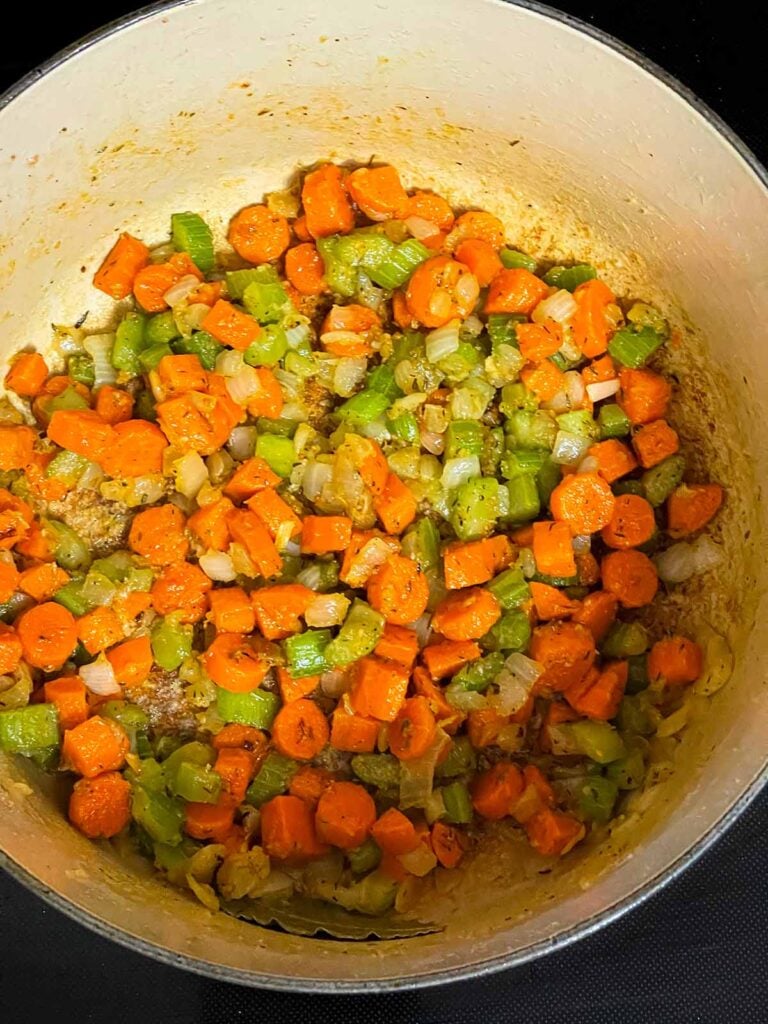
[412,666,462,732]
[405,191,455,230]
[245,366,284,420]
[0,425,36,473]
[466,708,509,748]
[581,354,617,387]
[202,634,269,693]
[228,204,290,263]
[185,799,236,843]
[212,724,266,752]
[292,215,312,242]
[667,483,724,538]
[0,625,21,676]
[392,289,416,329]
[349,655,410,722]
[151,562,211,624]
[565,660,627,719]
[157,353,208,395]
[215,746,258,805]
[62,715,130,778]
[454,239,502,287]
[300,515,352,555]
[329,707,380,752]
[133,252,202,313]
[77,607,125,655]
[447,211,505,250]
[17,602,77,671]
[632,419,680,469]
[112,591,152,623]
[431,821,465,868]
[227,507,283,578]
[261,794,328,861]
[43,676,88,731]
[208,586,256,634]
[93,233,149,300]
[13,522,49,560]
[315,780,376,850]
[431,588,501,641]
[0,558,20,602]
[188,496,234,551]
[374,623,419,668]
[618,368,671,425]
[484,268,549,315]
[251,583,313,640]
[47,409,115,463]
[550,472,616,534]
[529,620,596,693]
[389,696,437,761]
[129,504,188,567]
[301,164,355,239]
[201,299,261,351]
[245,487,302,541]
[443,535,513,589]
[276,666,320,704]
[271,698,329,760]
[539,700,579,753]
[532,520,576,578]
[223,456,281,502]
[405,255,479,328]
[69,771,132,838]
[601,494,656,549]
[99,419,169,478]
[367,554,429,626]
[571,279,615,358]
[94,385,134,424]
[379,849,410,882]
[157,391,237,456]
[587,439,638,484]
[285,243,327,295]
[421,639,481,680]
[5,352,48,397]
[338,529,400,587]
[601,549,658,608]
[529,581,579,620]
[571,590,618,643]
[373,472,417,534]
[471,762,524,819]
[347,165,410,220]
[288,765,334,807]
[107,635,153,689]
[575,551,601,587]
[520,360,566,402]
[189,281,223,306]
[648,636,703,686]
[372,807,420,855]
[525,808,585,856]
[357,439,389,496]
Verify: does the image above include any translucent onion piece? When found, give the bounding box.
[285,322,312,351]
[305,593,351,628]
[462,314,484,338]
[422,403,449,434]
[420,429,445,455]
[551,429,591,466]
[518,547,537,579]
[654,536,722,583]
[572,534,592,554]
[174,452,208,499]
[399,730,450,809]
[693,625,734,697]
[226,426,258,462]
[532,288,578,325]
[398,843,438,877]
[226,365,262,404]
[163,274,201,307]
[565,370,586,409]
[441,455,481,490]
[302,461,334,502]
[215,349,245,378]
[79,657,120,696]
[320,669,349,698]
[425,320,460,363]
[333,356,368,397]
[577,455,600,475]
[200,550,237,582]
[405,215,439,240]
[446,688,487,712]
[83,333,117,387]
[100,475,165,508]
[586,378,620,402]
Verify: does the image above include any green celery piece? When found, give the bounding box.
[445,420,483,460]
[333,872,397,915]
[46,387,89,414]
[367,362,403,402]
[483,610,531,652]
[388,411,419,444]
[450,477,499,541]
[296,559,339,593]
[577,776,618,822]
[0,705,59,755]
[256,417,296,438]
[452,652,504,692]
[225,266,279,300]
[131,787,184,845]
[243,279,291,325]
[336,390,389,426]
[256,434,295,478]
[316,236,358,297]
[567,721,626,764]
[617,692,657,736]
[90,550,133,582]
[499,249,537,272]
[139,343,173,371]
[283,629,331,677]
[284,351,317,379]
[487,314,524,350]
[441,781,473,824]
[161,740,215,773]
[480,427,504,477]
[151,616,193,671]
[100,701,149,735]
[246,751,299,805]
[597,403,631,439]
[367,239,430,289]
[350,753,401,790]
[438,341,481,383]
[171,211,214,273]
[601,621,649,658]
[500,381,538,415]
[67,353,95,387]
[147,310,181,346]
[556,409,599,441]
[244,324,288,367]
[641,454,686,507]
[53,579,92,617]
[626,654,649,694]
[171,330,222,371]
[435,736,477,779]
[505,475,540,522]
[401,517,440,573]
[170,761,222,804]
[45,519,91,572]
[543,264,596,291]
[216,686,280,728]
[608,325,665,368]
[487,567,530,610]
[112,312,148,375]
[125,756,167,793]
[347,838,382,875]
[606,746,646,790]
[506,410,556,451]
[536,456,561,506]
[45,450,90,487]
[325,600,385,668]
[135,389,157,422]
[501,449,546,480]
[613,479,646,498]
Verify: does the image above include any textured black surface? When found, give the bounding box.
[1,2,767,1021]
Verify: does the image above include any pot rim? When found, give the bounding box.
[1,0,766,993]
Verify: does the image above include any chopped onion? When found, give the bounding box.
[441,455,480,490]
[405,215,439,240]
[79,657,120,696]
[693,625,734,696]
[388,447,421,480]
[654,535,722,584]
[174,302,210,337]
[492,654,543,714]
[518,547,536,578]
[462,314,484,338]
[174,452,208,499]
[81,572,116,608]
[418,454,441,481]
[229,543,256,577]
[496,723,527,753]
[100,475,165,507]
[543,389,570,415]
[399,731,450,809]
[333,356,368,397]
[226,365,261,404]
[455,272,480,307]
[281,400,309,423]
[558,333,582,363]
[227,426,258,461]
[206,449,234,485]
[449,379,494,419]
[425,320,461,363]
[285,322,312,350]
[551,429,591,466]
[320,669,349,698]
[215,349,245,378]
[341,536,393,587]
[83,333,117,387]
[360,419,389,443]
[77,460,105,491]
[410,613,432,648]
[586,378,620,403]
[275,522,297,552]
[398,843,438,877]
[423,403,449,434]
[390,393,427,417]
[163,274,200,307]
[565,371,586,409]
[293,423,319,459]
[532,288,577,325]
[420,429,445,455]
[199,550,237,582]
[302,461,333,502]
[446,687,487,712]
[577,455,600,475]
[572,534,592,554]
[305,593,350,628]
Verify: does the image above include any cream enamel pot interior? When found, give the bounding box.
[1,0,767,991]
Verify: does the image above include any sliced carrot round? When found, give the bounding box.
[347,165,410,221]
[228,204,290,263]
[666,483,723,538]
[271,698,329,760]
[550,472,616,534]
[431,587,501,641]
[529,620,596,693]
[471,762,524,819]
[367,555,429,625]
[405,255,479,328]
[389,696,437,761]
[17,602,77,672]
[601,549,659,608]
[601,494,656,549]
[454,239,502,287]
[284,243,327,295]
[315,780,376,849]
[202,634,269,692]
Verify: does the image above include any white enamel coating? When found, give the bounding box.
[0,0,767,990]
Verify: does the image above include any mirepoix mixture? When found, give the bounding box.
[0,162,724,919]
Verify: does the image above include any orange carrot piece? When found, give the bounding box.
[581,354,617,387]
[550,472,616,534]
[69,771,132,838]
[251,583,313,640]
[587,439,638,484]
[288,765,334,807]
[156,391,237,456]
[447,211,505,249]
[0,624,22,674]
[389,695,437,761]
[338,529,400,587]
[315,780,377,850]
[520,360,566,402]
[202,634,268,693]
[454,239,502,288]
[471,762,524,819]
[329,707,380,753]
[412,666,462,732]
[99,419,169,478]
[188,496,234,551]
[5,352,48,397]
[539,700,579,753]
[227,507,283,578]
[405,255,479,328]
[277,667,320,705]
[43,676,88,731]
[224,456,280,501]
[367,554,429,626]
[47,409,116,462]
[484,268,549,315]
[129,504,188,567]
[292,215,312,242]
[208,586,256,634]
[245,488,302,541]
[245,366,284,420]
[601,494,656,549]
[201,299,261,351]
[571,279,615,358]
[94,385,134,424]
[571,590,618,643]
[632,419,680,469]
[347,165,410,220]
[184,800,236,843]
[93,232,149,300]
[17,602,77,671]
[284,243,327,295]
[648,636,703,686]
[157,353,208,395]
[0,558,20,602]
[525,808,585,856]
[529,581,579,620]
[212,724,266,752]
[77,607,125,656]
[406,191,455,231]
[374,623,419,669]
[602,549,658,608]
[392,289,416,329]
[371,807,420,855]
[271,698,329,761]
[106,635,153,689]
[431,588,501,641]
[532,520,576,578]
[431,821,465,868]
[300,515,352,555]
[565,660,627,719]
[62,715,130,778]
[112,591,152,623]
[529,620,596,693]
[215,746,258,805]
[373,472,418,535]
[301,164,355,239]
[356,438,389,496]
[443,535,513,590]
[666,483,724,538]
[421,639,481,680]
[261,793,328,861]
[516,320,563,362]
[133,252,202,313]
[349,655,410,722]
[228,204,290,263]
[151,562,211,624]
[618,368,671,425]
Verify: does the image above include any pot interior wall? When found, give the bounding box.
[1,0,767,987]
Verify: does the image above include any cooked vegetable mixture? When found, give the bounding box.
[0,162,724,919]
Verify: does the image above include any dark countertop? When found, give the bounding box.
[1,3,766,1021]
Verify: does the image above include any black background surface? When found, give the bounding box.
[1,3,766,1021]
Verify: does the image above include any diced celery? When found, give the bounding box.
[608,325,665,368]
[246,751,299,805]
[480,427,504,477]
[225,266,278,301]
[282,629,331,677]
[256,416,296,438]
[452,652,504,692]
[337,390,390,427]
[441,781,473,824]
[0,705,59,755]
[483,610,531,652]
[445,420,483,460]
[366,238,429,289]
[316,236,358,297]
[487,567,530,610]
[325,600,385,668]
[488,314,524,350]
[244,324,288,367]
[296,559,339,593]
[499,249,537,272]
[505,474,540,523]
[45,450,90,487]
[536,457,561,506]
[112,313,147,375]
[450,477,499,541]
[601,622,649,658]
[171,330,222,371]
[598,404,630,439]
[641,454,686,507]
[435,736,477,779]
[171,211,214,273]
[45,519,91,571]
[216,686,280,728]
[613,479,645,497]
[135,389,157,422]
[388,411,419,444]
[567,721,626,764]
[67,353,96,387]
[151,615,193,671]
[45,387,89,415]
[243,279,291,325]
[100,701,149,738]
[617,692,657,736]
[556,409,599,441]
[131,787,184,845]
[139,343,173,371]
[501,449,545,480]
[626,654,649,694]
[506,410,556,450]
[543,264,596,291]
[401,517,441,573]
[577,776,618,822]
[606,746,646,790]
[348,837,382,875]
[147,311,181,346]
[367,362,403,402]
[256,434,295,478]
[169,761,222,804]
[350,753,401,790]
[53,579,92,617]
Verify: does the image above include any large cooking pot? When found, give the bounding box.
[1,0,766,991]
